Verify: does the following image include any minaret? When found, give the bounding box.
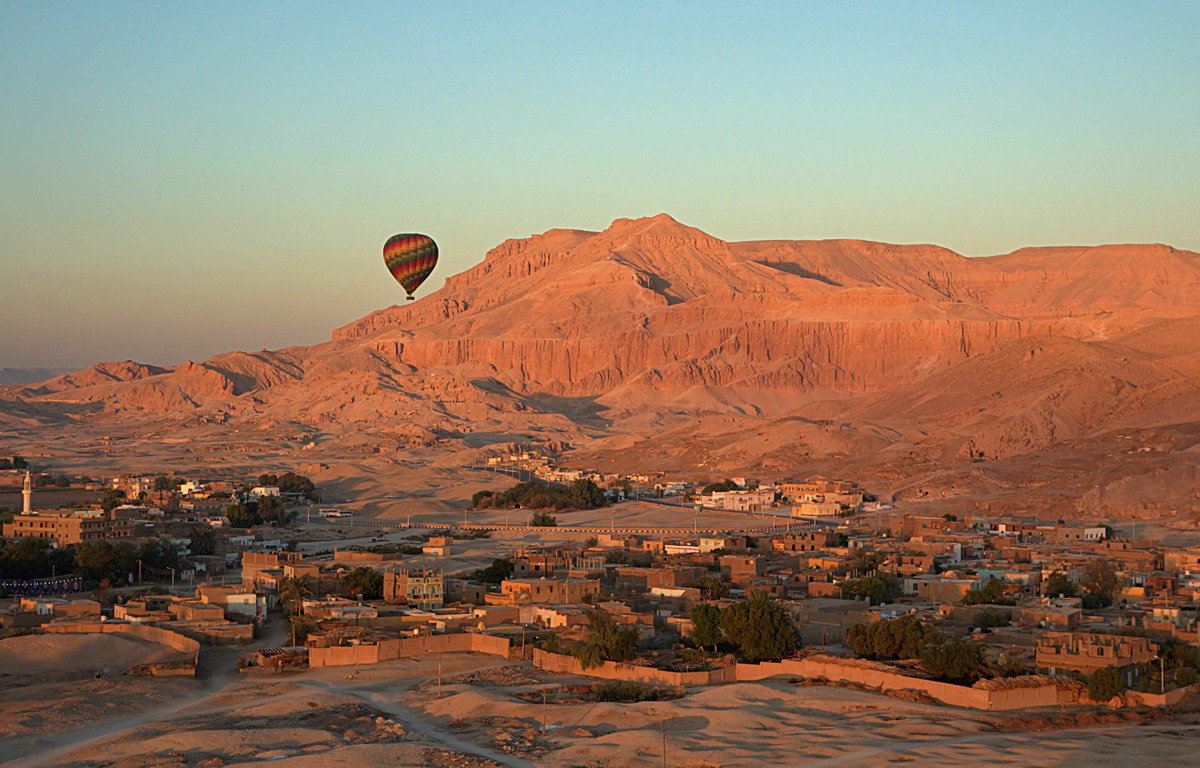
[22,470,32,514]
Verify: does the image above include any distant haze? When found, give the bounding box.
[2,3,1197,368]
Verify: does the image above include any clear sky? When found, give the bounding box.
[2,2,1198,369]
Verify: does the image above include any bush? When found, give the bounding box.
[963,577,1015,606]
[847,616,943,661]
[1087,667,1126,702]
[1175,666,1198,687]
[477,479,608,511]
[530,510,558,527]
[919,641,988,685]
[974,608,1009,629]
[718,592,798,662]
[344,566,384,600]
[838,574,900,605]
[587,682,684,702]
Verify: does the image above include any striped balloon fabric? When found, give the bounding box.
[383,233,438,299]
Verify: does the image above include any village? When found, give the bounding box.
[2,447,1199,729]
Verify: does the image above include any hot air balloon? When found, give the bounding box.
[383,233,438,300]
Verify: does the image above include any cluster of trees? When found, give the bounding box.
[529,510,558,526]
[0,536,181,586]
[701,479,740,494]
[0,536,74,579]
[344,566,384,599]
[685,575,729,599]
[78,539,181,585]
[919,641,989,684]
[570,610,641,668]
[690,592,799,662]
[837,573,901,605]
[963,577,1016,606]
[846,616,1004,685]
[473,479,608,511]
[257,472,319,501]
[223,497,293,528]
[846,616,943,660]
[467,558,514,584]
[1042,562,1120,608]
[0,456,28,470]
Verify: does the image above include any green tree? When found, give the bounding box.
[719,592,798,662]
[689,575,730,600]
[838,574,900,605]
[224,503,255,528]
[345,567,384,599]
[136,539,180,571]
[701,479,739,494]
[974,608,1009,629]
[1080,560,1120,602]
[583,610,639,663]
[1175,666,1198,687]
[0,536,73,579]
[257,495,288,524]
[152,475,176,493]
[529,510,558,527]
[920,641,988,684]
[963,577,1015,606]
[1042,571,1077,598]
[1087,667,1127,702]
[846,616,943,660]
[188,525,216,557]
[690,603,723,652]
[279,575,313,645]
[99,488,125,515]
[469,558,515,584]
[568,478,607,509]
[74,541,130,585]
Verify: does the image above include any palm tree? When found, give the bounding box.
[278,575,313,646]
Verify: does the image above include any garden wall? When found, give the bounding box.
[531,650,1080,711]
[532,649,733,686]
[308,632,511,668]
[45,621,200,676]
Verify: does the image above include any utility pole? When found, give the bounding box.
[437,660,442,699]
[661,720,668,767]
[542,689,548,732]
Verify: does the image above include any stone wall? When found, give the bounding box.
[307,632,511,668]
[44,621,200,677]
[530,650,1082,711]
[532,649,733,686]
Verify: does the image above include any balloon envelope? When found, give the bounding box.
[383,233,438,299]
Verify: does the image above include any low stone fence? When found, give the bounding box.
[530,650,1084,711]
[44,620,200,677]
[308,632,511,668]
[1129,682,1200,707]
[532,648,734,686]
[735,656,1080,710]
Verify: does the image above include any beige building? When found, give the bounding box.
[1036,631,1155,675]
[384,569,444,609]
[3,510,131,546]
[492,577,600,605]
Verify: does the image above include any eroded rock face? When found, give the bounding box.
[5,215,1200,516]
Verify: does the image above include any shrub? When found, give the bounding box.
[1087,667,1126,702]
[847,616,943,661]
[919,641,988,684]
[587,682,684,702]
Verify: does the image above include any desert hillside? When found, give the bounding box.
[3,214,1199,518]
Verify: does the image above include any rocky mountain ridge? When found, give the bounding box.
[4,214,1199,517]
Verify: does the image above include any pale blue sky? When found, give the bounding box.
[2,2,1198,368]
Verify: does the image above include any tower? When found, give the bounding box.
[22,470,32,514]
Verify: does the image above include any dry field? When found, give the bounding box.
[3,648,1198,768]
